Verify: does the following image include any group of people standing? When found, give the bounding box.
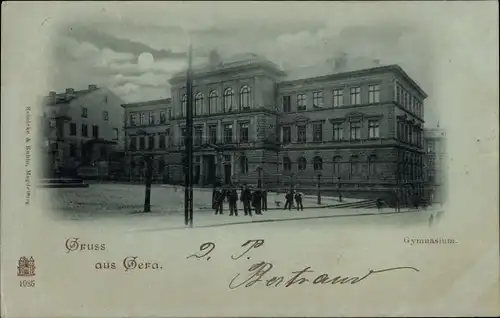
[283,189,304,211]
[212,184,268,217]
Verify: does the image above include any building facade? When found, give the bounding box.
[42,85,125,178]
[123,53,428,202]
[424,128,447,204]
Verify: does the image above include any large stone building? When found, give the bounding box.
[41,85,125,178]
[424,128,447,203]
[123,52,428,202]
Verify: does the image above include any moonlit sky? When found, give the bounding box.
[49,2,440,126]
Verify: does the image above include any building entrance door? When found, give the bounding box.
[204,155,216,185]
[224,164,231,185]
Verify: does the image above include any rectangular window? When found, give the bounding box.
[368,120,380,139]
[148,135,155,149]
[313,91,324,108]
[165,128,171,146]
[282,96,291,113]
[130,137,137,151]
[139,136,145,150]
[148,112,155,125]
[130,113,137,126]
[297,93,307,111]
[81,124,88,137]
[239,123,249,143]
[313,123,323,142]
[103,111,109,121]
[368,84,380,103]
[333,89,344,107]
[139,113,145,125]
[92,125,99,139]
[69,143,77,157]
[81,107,88,118]
[404,91,409,109]
[160,111,166,123]
[333,123,343,141]
[209,125,217,144]
[195,127,203,145]
[350,122,361,140]
[168,109,172,120]
[181,128,187,146]
[70,123,77,136]
[224,124,233,143]
[282,126,291,144]
[113,128,119,140]
[159,134,166,149]
[350,87,361,105]
[297,125,306,143]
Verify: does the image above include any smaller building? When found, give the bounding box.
[41,85,125,179]
[121,98,174,182]
[424,128,447,204]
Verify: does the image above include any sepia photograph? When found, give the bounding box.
[1,1,498,317]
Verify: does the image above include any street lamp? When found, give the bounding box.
[316,172,322,205]
[256,166,263,189]
[337,176,342,203]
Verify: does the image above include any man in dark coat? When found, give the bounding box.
[261,188,268,211]
[241,185,252,216]
[229,186,239,216]
[252,188,263,215]
[284,189,293,211]
[294,191,304,211]
[214,187,225,215]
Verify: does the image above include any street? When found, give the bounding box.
[39,183,440,233]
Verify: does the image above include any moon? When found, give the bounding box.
[138,52,154,68]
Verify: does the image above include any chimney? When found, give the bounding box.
[65,88,75,101]
[49,91,56,103]
[88,84,97,91]
[208,49,221,67]
[333,52,348,70]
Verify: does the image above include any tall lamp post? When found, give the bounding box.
[337,176,342,203]
[316,172,322,205]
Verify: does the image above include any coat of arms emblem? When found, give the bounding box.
[17,256,35,277]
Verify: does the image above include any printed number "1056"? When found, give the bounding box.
[20,280,35,288]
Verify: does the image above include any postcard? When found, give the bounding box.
[1,1,499,317]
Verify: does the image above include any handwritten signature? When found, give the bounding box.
[229,262,419,289]
[186,240,420,289]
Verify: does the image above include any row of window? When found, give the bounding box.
[69,123,119,140]
[397,120,423,147]
[80,107,110,121]
[181,122,250,144]
[129,109,172,127]
[282,120,380,144]
[395,82,423,117]
[180,85,252,117]
[282,84,380,112]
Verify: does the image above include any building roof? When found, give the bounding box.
[44,86,100,105]
[170,52,285,82]
[121,98,172,108]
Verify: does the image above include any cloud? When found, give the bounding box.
[64,26,187,60]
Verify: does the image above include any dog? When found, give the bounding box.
[275,200,282,207]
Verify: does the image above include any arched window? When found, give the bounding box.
[239,155,249,174]
[283,157,291,171]
[298,157,307,171]
[181,94,187,117]
[368,155,377,177]
[224,88,234,112]
[240,85,251,110]
[195,92,204,116]
[209,90,218,114]
[350,155,359,177]
[333,156,341,176]
[313,156,323,171]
